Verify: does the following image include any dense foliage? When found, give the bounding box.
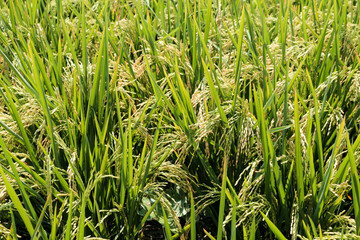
[0,0,360,239]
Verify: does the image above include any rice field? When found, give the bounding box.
[0,0,360,239]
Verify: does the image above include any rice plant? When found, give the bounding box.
[0,0,360,239]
